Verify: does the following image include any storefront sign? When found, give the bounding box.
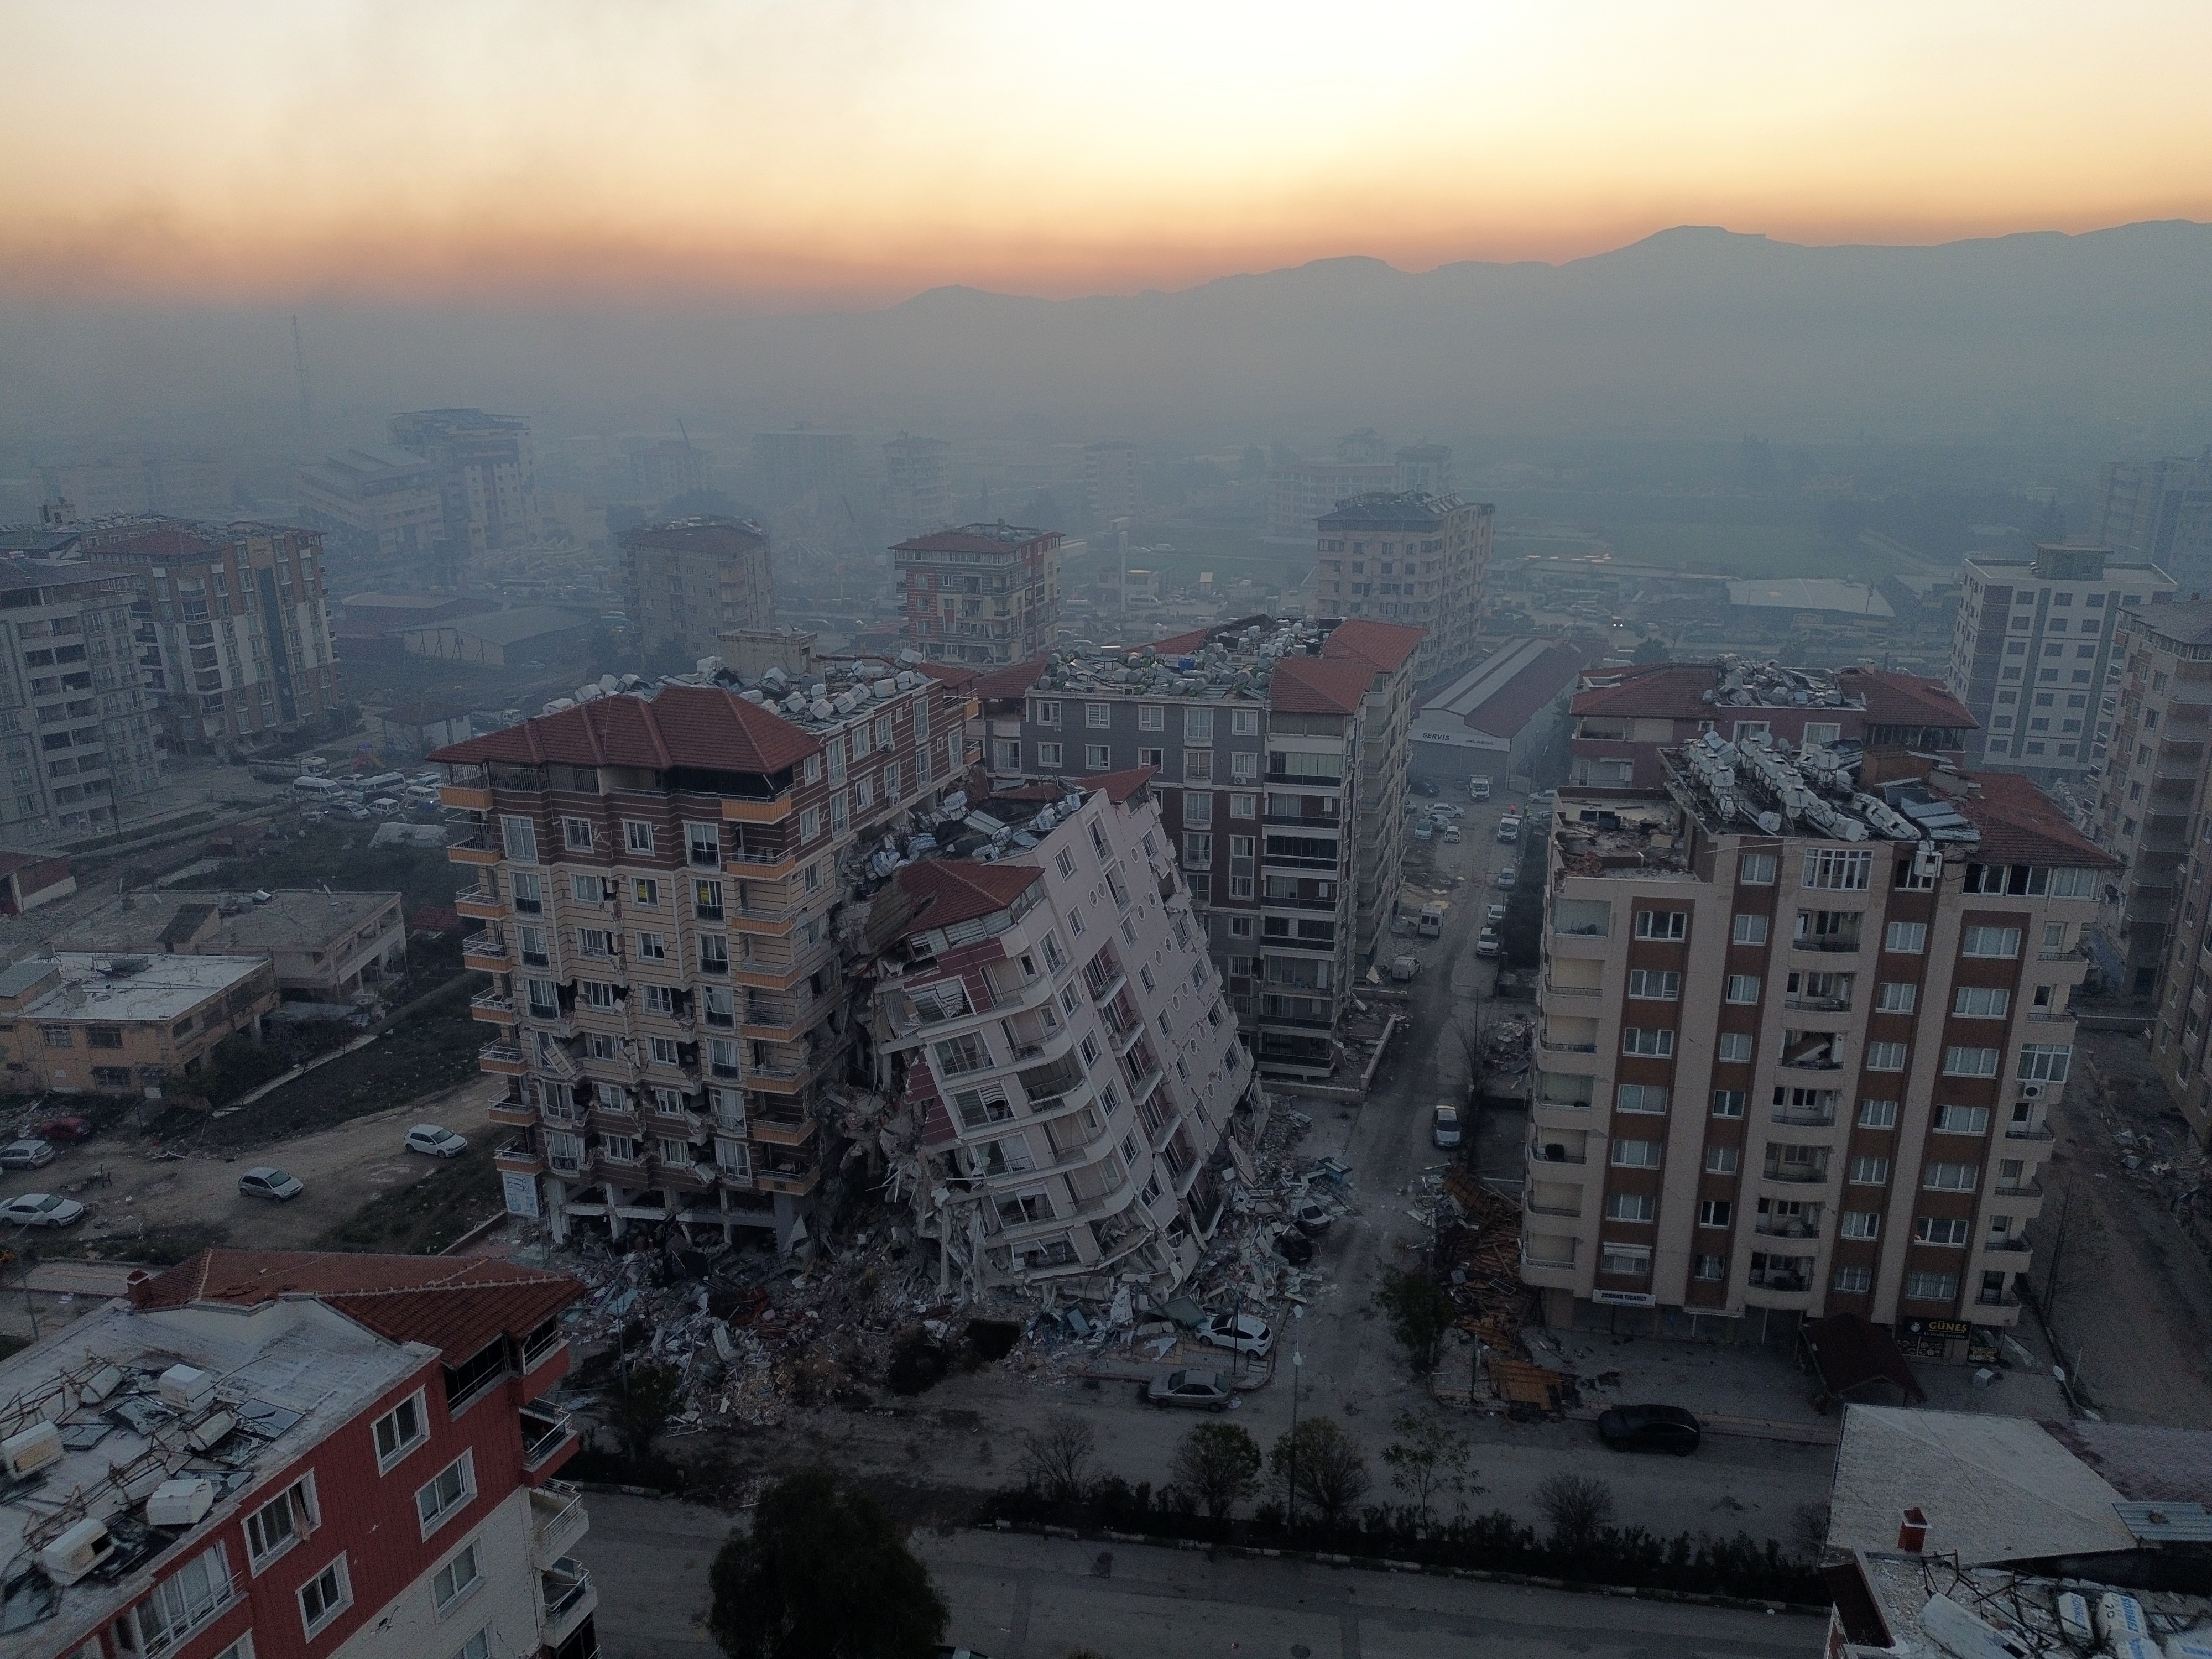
[1905,1317,1970,1338]
[1592,1289,1656,1307]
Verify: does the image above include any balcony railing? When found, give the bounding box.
[522,1405,576,1470]
[1761,1161,1829,1185]
[1792,935,1861,953]
[529,1480,589,1559]
[541,1556,596,1641]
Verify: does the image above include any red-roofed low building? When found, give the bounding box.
[1412,635,1590,789]
[865,774,1256,1294]
[891,522,1062,668]
[1,1248,592,1659]
[432,660,972,1248]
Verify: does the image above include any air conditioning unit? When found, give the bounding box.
[2021,1082,2045,1100]
[2,1421,63,1479]
[39,1517,113,1585]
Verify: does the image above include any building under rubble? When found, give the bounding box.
[863,769,1260,1300]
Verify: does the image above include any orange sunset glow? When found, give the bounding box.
[4,0,2210,304]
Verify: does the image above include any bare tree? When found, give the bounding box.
[1535,1473,1615,1553]
[1381,1411,1477,1527]
[1170,1421,1264,1521]
[1270,1418,1370,1530]
[1018,1413,1097,1506]
[1790,1501,1832,1562]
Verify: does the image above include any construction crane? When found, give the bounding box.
[290,315,314,435]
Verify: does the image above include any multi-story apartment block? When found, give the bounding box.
[1312,492,1490,682]
[389,408,540,564]
[2086,601,2212,997]
[618,516,775,670]
[1948,543,2173,778]
[1010,617,1415,1077]
[883,432,953,542]
[891,522,1062,667]
[79,519,341,757]
[2094,450,2212,599]
[1569,658,1975,790]
[629,438,707,504]
[294,446,446,574]
[1262,459,1397,542]
[1083,441,1140,523]
[755,429,856,513]
[868,770,1256,1295]
[0,1247,591,1659]
[1394,445,1453,497]
[1526,738,2110,1361]
[0,544,166,843]
[436,661,975,1248]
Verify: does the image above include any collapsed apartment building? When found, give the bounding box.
[863,769,1259,1301]
[439,652,1259,1298]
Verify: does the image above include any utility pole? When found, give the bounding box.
[290,315,314,437]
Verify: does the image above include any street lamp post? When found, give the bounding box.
[1285,1303,1303,1533]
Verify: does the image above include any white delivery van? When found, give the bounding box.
[358,770,408,795]
[292,776,343,801]
[1417,901,1446,938]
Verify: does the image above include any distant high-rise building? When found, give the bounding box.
[892,522,1061,666]
[1336,427,1387,464]
[1263,460,1397,541]
[619,517,775,669]
[294,446,445,570]
[1084,441,1141,523]
[388,408,540,563]
[1313,492,1492,682]
[2094,451,2212,598]
[882,432,952,541]
[78,518,342,758]
[755,430,856,513]
[630,439,707,504]
[1947,543,2173,779]
[1395,444,1453,497]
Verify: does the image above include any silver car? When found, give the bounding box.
[1142,1369,1233,1411]
[239,1166,305,1202]
[0,1139,55,1170]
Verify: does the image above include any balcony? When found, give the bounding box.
[755,1163,821,1196]
[2004,1124,2056,1142]
[1792,933,1861,954]
[751,1112,817,1146]
[462,931,509,969]
[479,1043,528,1076]
[1528,1136,1588,1167]
[456,888,505,921]
[540,1556,597,1647]
[1542,979,1601,998]
[521,1404,577,1472]
[470,990,518,1025]
[1761,1159,1830,1185]
[489,1093,538,1127]
[494,1138,546,1177]
[447,827,503,865]
[440,784,493,811]
[529,1481,589,1562]
[720,794,795,824]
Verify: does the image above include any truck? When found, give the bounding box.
[1389,953,1420,982]
[1497,813,1522,843]
[1417,901,1446,938]
[1468,775,1492,801]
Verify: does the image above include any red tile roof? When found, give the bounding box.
[430,683,818,775]
[1569,662,1720,720]
[87,526,223,559]
[910,660,980,692]
[1078,765,1157,804]
[1146,625,1214,656]
[1957,773,2120,868]
[969,656,1049,702]
[1269,655,1376,716]
[894,859,1044,931]
[132,1249,581,1361]
[891,524,1056,554]
[1836,667,1976,731]
[1323,618,1425,675]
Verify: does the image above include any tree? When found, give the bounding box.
[709,1469,948,1659]
[1380,1411,1477,1525]
[1269,1418,1370,1530]
[608,1358,686,1464]
[1375,1269,1459,1373]
[1631,635,1671,664]
[1535,1473,1615,1554]
[1018,1412,1097,1505]
[1171,1421,1263,1520]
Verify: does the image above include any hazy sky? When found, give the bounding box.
[6,1,2209,306]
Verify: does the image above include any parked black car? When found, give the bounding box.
[1597,1403,1702,1454]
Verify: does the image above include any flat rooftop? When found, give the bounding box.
[53,891,400,960]
[17,952,269,1023]
[0,1296,422,1652]
[1725,577,1893,618]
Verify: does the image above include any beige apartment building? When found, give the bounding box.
[619,515,775,670]
[1526,737,2109,1362]
[1312,492,1490,684]
[0,951,279,1095]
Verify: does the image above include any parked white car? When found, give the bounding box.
[1195,1311,1275,1358]
[405,1124,469,1158]
[0,1193,84,1229]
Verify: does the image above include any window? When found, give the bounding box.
[299,1553,351,1636]
[571,873,609,903]
[1942,1045,1999,1077]
[1138,705,1164,731]
[1185,707,1213,742]
[1841,1211,1880,1240]
[1705,1145,1739,1173]
[1694,1254,1726,1281]
[1183,790,1213,827]
[1085,702,1111,728]
[582,979,616,1010]
[374,1391,427,1468]
[511,870,543,914]
[1935,1104,1990,1134]
[562,816,593,852]
[1710,1088,1745,1118]
[1615,1083,1669,1114]
[1857,1098,1899,1129]
[623,820,655,855]
[637,931,665,961]
[1738,852,1777,885]
[1833,1266,1872,1293]
[2017,1043,2071,1082]
[1865,1041,1907,1071]
[1698,1199,1731,1227]
[1915,1216,1970,1245]
[2042,920,2067,953]
[1802,848,1873,890]
[1230,792,1256,818]
[416,1452,475,1534]
[1084,745,1110,770]
[575,927,612,958]
[1037,742,1063,769]
[698,934,729,975]
[1717,1032,1754,1063]
[136,1542,237,1651]
[1607,1192,1656,1222]
[1621,1027,1674,1057]
[500,815,539,863]
[431,1541,481,1615]
[1884,921,1928,953]
[245,1474,319,1568]
[1724,974,1760,1004]
[1923,1161,1980,1191]
[1961,926,2022,958]
[1611,1139,1662,1167]
[1905,1271,1959,1302]
[1848,1155,1891,1185]
[1599,1244,1652,1277]
[1732,914,1770,945]
[1875,982,1916,1013]
[1627,969,1680,999]
[935,1033,991,1075]
[632,877,659,906]
[1634,910,1688,940]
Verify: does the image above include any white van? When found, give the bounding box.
[292,776,343,800]
[358,770,407,795]
[1417,901,1447,938]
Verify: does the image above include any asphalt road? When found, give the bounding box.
[573,1492,1820,1659]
